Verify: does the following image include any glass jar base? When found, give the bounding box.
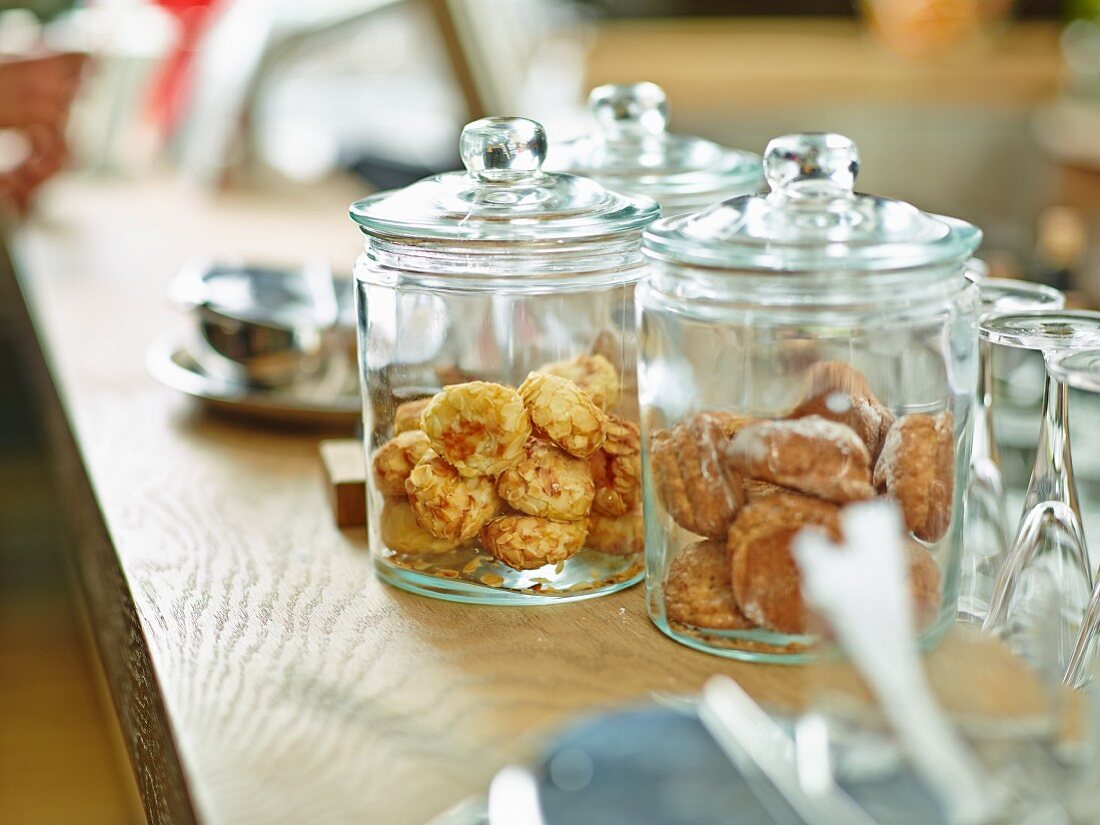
[374,551,644,606]
[650,607,955,665]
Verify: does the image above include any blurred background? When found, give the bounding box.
[2,0,1099,821]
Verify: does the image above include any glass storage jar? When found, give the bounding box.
[351,117,659,605]
[637,133,982,661]
[546,82,764,216]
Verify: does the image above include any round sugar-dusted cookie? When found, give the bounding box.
[906,539,943,628]
[873,411,954,542]
[665,539,753,630]
[728,494,945,634]
[724,416,875,504]
[728,494,842,634]
[650,412,747,540]
[742,478,788,501]
[788,361,895,462]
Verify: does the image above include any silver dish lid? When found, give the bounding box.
[643,132,982,272]
[349,117,658,243]
[547,82,764,211]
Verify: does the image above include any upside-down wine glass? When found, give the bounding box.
[1046,349,1100,687]
[980,310,1100,675]
[959,280,1065,623]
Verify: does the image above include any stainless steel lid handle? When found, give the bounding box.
[460,117,547,183]
[589,81,668,138]
[763,133,860,200]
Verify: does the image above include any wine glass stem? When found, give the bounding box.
[1020,364,1091,585]
[972,340,1001,470]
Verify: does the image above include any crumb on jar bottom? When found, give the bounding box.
[383,544,642,595]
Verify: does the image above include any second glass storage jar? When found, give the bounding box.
[637,133,982,661]
[351,117,659,605]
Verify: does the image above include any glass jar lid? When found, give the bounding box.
[546,82,764,207]
[643,133,982,271]
[349,117,658,242]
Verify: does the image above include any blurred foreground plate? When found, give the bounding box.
[430,706,944,825]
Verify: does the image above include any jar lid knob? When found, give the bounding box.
[763,133,860,199]
[589,82,668,137]
[460,117,546,183]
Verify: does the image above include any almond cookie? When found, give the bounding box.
[728,495,843,634]
[873,412,955,542]
[518,372,607,458]
[788,361,895,462]
[379,498,460,555]
[586,510,644,556]
[650,412,746,539]
[586,412,642,517]
[420,382,531,477]
[405,453,500,542]
[724,416,875,504]
[665,539,753,630]
[372,429,433,496]
[481,514,589,570]
[536,353,620,411]
[589,448,641,517]
[393,397,432,434]
[497,438,595,521]
[602,414,641,457]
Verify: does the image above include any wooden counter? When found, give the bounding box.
[586,19,1064,111]
[8,173,1057,824]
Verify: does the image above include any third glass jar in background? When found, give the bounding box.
[636,133,982,662]
[546,82,764,216]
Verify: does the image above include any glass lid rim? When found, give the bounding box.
[573,165,767,198]
[551,133,765,183]
[642,210,983,271]
[638,130,983,271]
[348,173,660,240]
[349,116,660,239]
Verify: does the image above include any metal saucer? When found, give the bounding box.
[168,259,357,389]
[147,330,360,428]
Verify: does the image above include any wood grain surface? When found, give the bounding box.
[10,173,1060,825]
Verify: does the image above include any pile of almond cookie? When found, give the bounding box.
[371,354,644,572]
[653,361,950,639]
